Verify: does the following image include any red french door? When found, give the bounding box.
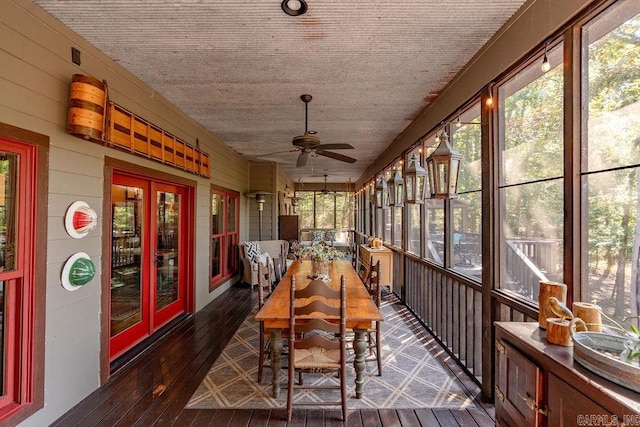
[109,173,188,360]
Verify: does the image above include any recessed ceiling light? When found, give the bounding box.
[281,0,308,16]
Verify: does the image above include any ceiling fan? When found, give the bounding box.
[319,174,336,195]
[257,95,357,168]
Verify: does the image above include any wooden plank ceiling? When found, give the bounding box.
[34,0,527,184]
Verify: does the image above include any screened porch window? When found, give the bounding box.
[406,147,422,256]
[581,0,640,325]
[497,41,565,301]
[451,103,482,280]
[296,191,354,230]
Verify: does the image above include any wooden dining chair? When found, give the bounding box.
[286,275,347,421]
[256,262,273,383]
[358,261,370,284]
[351,242,359,270]
[365,259,382,376]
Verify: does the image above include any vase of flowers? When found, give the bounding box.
[294,242,345,280]
[312,258,330,279]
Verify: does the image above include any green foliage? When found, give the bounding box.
[0,159,9,174]
[584,12,640,321]
[502,66,564,185]
[296,191,354,229]
[294,242,345,261]
[588,18,640,113]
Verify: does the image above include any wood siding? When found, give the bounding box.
[0,0,249,423]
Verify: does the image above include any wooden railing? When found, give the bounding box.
[504,239,561,300]
[358,232,551,397]
[402,254,483,384]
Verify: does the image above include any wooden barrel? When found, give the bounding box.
[67,74,106,143]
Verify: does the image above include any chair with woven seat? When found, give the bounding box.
[286,275,347,422]
[256,261,273,383]
[364,259,382,376]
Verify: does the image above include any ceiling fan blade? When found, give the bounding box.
[316,150,357,164]
[296,151,309,167]
[316,143,354,150]
[254,149,299,158]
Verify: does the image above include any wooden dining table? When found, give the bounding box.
[255,259,384,399]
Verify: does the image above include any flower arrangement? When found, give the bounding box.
[294,241,345,261]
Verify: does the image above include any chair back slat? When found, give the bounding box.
[294,300,340,317]
[294,278,340,300]
[294,333,341,350]
[289,275,346,343]
[257,262,272,309]
[293,317,341,335]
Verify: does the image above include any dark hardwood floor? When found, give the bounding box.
[53,284,494,426]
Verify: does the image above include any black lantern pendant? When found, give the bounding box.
[387,169,404,207]
[404,153,427,204]
[375,176,388,209]
[426,130,462,199]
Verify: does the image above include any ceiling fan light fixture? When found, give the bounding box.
[289,94,357,167]
[282,0,308,16]
[292,132,321,148]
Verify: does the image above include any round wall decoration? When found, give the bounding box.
[65,201,98,239]
[61,252,96,291]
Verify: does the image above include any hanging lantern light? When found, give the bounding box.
[387,169,404,207]
[404,153,427,204]
[290,196,299,214]
[374,176,388,209]
[426,130,462,199]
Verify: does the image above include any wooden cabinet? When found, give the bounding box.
[495,339,543,427]
[495,322,640,427]
[546,373,612,427]
[279,215,299,242]
[360,245,393,292]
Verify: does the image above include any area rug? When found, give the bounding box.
[186,292,476,410]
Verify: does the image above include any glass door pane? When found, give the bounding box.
[111,185,144,337]
[226,195,235,233]
[155,190,180,312]
[0,153,19,272]
[0,282,4,394]
[211,237,221,278]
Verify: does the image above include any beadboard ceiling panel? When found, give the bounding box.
[34,0,527,184]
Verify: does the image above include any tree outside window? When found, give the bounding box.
[582,0,640,325]
[498,41,565,301]
[296,191,354,229]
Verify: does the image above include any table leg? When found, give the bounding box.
[268,328,283,398]
[353,328,366,399]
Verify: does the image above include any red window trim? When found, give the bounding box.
[0,123,48,425]
[210,187,239,290]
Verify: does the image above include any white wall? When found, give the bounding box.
[1,0,249,424]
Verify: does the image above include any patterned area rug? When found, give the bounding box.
[186,293,477,410]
